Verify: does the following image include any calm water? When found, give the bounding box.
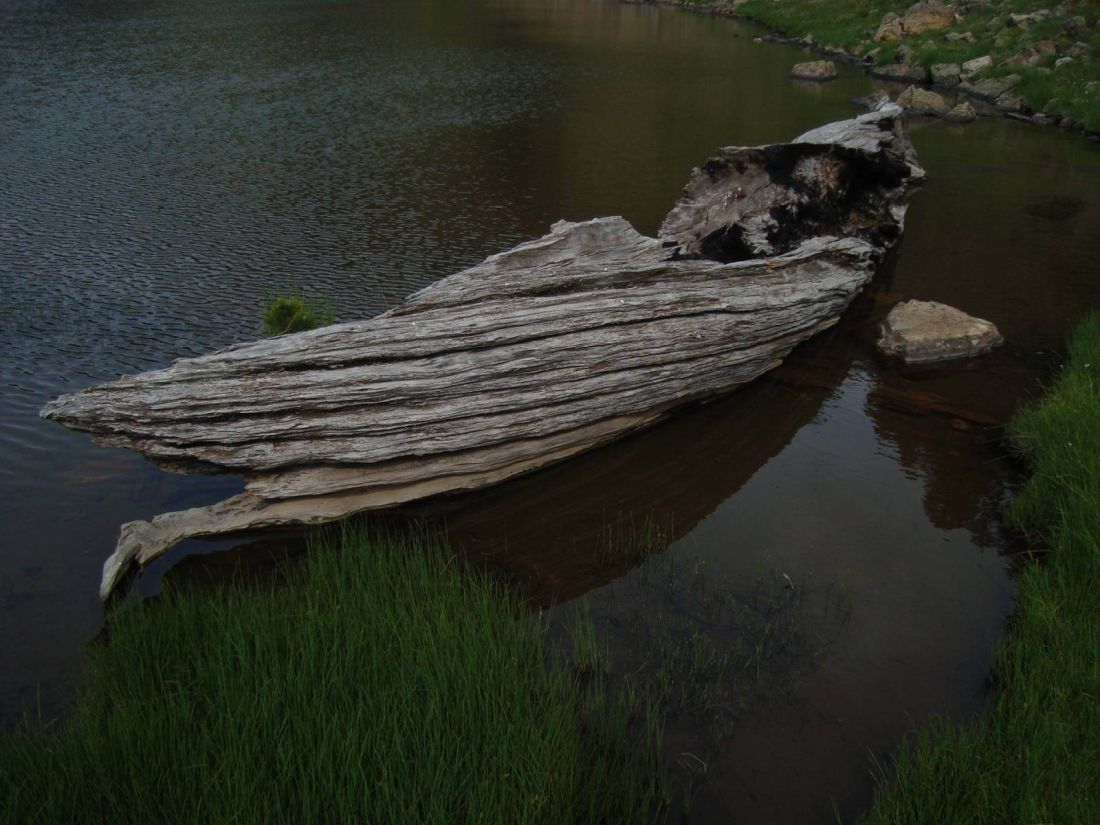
[3,0,1100,821]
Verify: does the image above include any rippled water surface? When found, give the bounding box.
[3,0,1100,821]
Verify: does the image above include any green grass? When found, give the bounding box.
[0,525,667,824]
[7,306,1098,823]
[262,294,333,336]
[858,313,1100,824]
[718,0,1100,130]
[734,0,898,51]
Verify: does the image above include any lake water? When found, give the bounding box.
[2,0,1100,821]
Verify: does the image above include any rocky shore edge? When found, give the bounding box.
[623,0,1099,141]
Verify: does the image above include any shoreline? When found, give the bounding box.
[623,0,1100,141]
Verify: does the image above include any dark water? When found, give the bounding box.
[2,0,1099,820]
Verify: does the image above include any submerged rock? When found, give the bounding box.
[791,60,837,81]
[878,300,1003,365]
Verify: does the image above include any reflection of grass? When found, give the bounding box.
[648,565,849,736]
[562,525,850,812]
[860,314,1100,824]
[593,511,672,568]
[590,551,850,742]
[0,525,666,823]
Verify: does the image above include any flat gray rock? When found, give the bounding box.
[961,55,993,77]
[959,74,1021,101]
[878,300,1003,365]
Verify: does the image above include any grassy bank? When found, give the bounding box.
[858,313,1100,823]
[683,0,1100,131]
[0,526,666,823]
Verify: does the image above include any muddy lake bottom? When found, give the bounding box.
[2,0,1099,821]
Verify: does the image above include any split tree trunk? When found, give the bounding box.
[41,106,924,599]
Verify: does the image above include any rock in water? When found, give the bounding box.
[944,101,977,123]
[791,60,837,81]
[41,107,925,599]
[877,300,1003,365]
[896,85,950,115]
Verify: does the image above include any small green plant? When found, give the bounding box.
[261,295,331,336]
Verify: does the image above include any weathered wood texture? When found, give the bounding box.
[41,107,924,599]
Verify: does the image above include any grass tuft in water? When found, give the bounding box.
[858,313,1100,824]
[0,525,667,824]
[262,294,333,336]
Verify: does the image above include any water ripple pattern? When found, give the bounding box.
[1,0,560,490]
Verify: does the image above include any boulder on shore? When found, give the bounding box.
[959,74,1020,101]
[961,55,993,77]
[1005,40,1058,67]
[878,300,1003,365]
[1009,10,1051,28]
[930,62,962,86]
[901,1,955,34]
[874,12,904,43]
[875,2,954,41]
[791,60,837,81]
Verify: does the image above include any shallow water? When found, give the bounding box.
[2,0,1099,820]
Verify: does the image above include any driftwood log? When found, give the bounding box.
[42,106,924,599]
